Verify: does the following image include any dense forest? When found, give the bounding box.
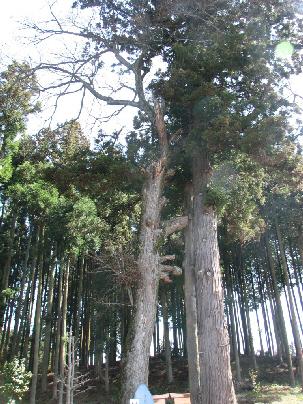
[1,1,303,403]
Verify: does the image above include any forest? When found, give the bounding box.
[1,0,303,403]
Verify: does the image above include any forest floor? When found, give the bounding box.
[25,356,303,403]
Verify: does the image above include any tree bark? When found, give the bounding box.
[59,258,71,404]
[265,233,295,386]
[120,102,170,403]
[183,182,201,404]
[41,244,57,392]
[29,225,44,404]
[160,286,173,383]
[275,220,303,389]
[190,151,236,404]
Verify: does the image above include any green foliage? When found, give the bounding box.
[0,62,40,185]
[66,195,107,254]
[249,369,261,393]
[1,288,16,299]
[0,359,32,403]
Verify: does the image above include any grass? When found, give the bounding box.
[238,384,303,403]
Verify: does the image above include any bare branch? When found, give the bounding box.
[160,264,182,277]
[162,216,188,237]
[34,63,142,109]
[160,255,176,263]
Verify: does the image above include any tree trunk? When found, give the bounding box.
[9,229,32,359]
[183,182,201,404]
[0,214,16,331]
[41,245,57,392]
[191,151,236,404]
[160,286,173,383]
[59,259,70,404]
[53,261,64,400]
[275,220,303,389]
[120,102,169,403]
[29,225,44,404]
[265,233,295,386]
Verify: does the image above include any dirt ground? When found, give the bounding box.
[153,392,190,404]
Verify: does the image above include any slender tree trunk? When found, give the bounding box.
[275,220,303,389]
[265,234,295,386]
[10,229,32,358]
[29,225,44,404]
[41,245,57,392]
[53,261,64,400]
[59,259,71,404]
[190,151,236,404]
[160,286,173,383]
[0,214,16,332]
[171,287,179,357]
[227,281,242,383]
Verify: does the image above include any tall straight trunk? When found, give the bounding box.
[233,291,244,354]
[121,103,170,403]
[59,259,71,404]
[10,229,32,358]
[190,151,236,404]
[156,308,160,354]
[275,220,303,388]
[0,214,16,332]
[0,301,14,358]
[53,261,64,400]
[75,256,84,345]
[29,225,44,404]
[250,274,264,356]
[289,240,303,313]
[41,245,57,392]
[183,182,201,403]
[171,287,179,357]
[265,234,295,386]
[160,286,173,383]
[226,280,241,383]
[22,229,40,364]
[243,287,257,370]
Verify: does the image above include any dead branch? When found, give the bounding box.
[162,216,188,237]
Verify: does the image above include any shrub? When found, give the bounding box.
[0,359,32,403]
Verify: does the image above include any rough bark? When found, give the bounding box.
[120,102,168,403]
[183,182,201,404]
[191,151,236,404]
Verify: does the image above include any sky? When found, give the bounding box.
[1,0,303,354]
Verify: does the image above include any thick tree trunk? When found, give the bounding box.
[191,152,236,404]
[183,182,201,404]
[120,163,164,403]
[121,102,169,403]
